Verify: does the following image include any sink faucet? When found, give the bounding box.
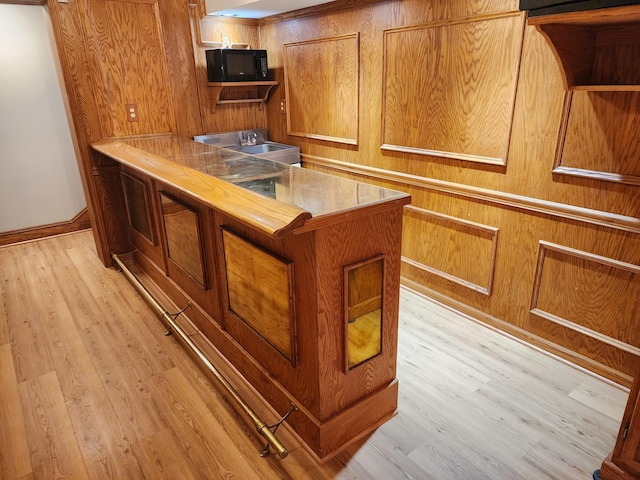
[240,131,258,146]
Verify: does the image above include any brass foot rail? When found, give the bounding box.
[111,253,290,459]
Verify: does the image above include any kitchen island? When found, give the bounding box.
[90,135,410,462]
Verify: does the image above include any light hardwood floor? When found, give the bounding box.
[0,230,629,479]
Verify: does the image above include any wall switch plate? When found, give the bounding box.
[126,103,139,122]
[280,99,286,114]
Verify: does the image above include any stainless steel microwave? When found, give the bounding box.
[205,49,269,82]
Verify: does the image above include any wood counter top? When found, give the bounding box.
[92,135,410,238]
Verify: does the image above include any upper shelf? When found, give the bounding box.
[527,4,640,89]
[207,81,278,111]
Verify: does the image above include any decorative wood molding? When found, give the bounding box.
[0,209,91,247]
[283,33,359,146]
[530,240,640,356]
[380,144,507,166]
[222,228,297,365]
[381,12,525,166]
[553,90,640,186]
[552,165,640,186]
[301,153,640,234]
[402,205,499,296]
[401,280,634,386]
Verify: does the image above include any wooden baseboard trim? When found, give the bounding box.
[400,277,632,389]
[0,208,91,247]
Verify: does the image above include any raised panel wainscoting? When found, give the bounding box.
[47,0,640,387]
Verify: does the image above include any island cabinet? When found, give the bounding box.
[90,135,411,462]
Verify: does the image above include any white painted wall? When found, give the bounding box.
[0,4,86,233]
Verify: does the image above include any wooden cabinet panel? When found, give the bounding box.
[160,192,207,287]
[222,229,296,362]
[531,241,640,354]
[345,256,384,370]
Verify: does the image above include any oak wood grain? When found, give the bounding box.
[91,139,312,239]
[80,0,174,137]
[402,205,499,295]
[46,0,640,426]
[18,372,90,479]
[257,0,640,388]
[0,231,629,479]
[0,344,31,479]
[283,33,360,145]
[557,91,640,185]
[381,12,524,165]
[222,229,295,361]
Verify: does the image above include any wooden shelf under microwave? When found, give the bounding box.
[527,4,640,89]
[207,81,278,111]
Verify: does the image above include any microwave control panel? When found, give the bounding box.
[260,57,268,78]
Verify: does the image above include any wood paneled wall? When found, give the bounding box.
[259,0,640,385]
[47,0,640,385]
[283,33,360,145]
[381,12,524,165]
[48,0,201,263]
[195,14,268,133]
[47,0,267,264]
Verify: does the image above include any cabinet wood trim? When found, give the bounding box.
[530,240,640,356]
[553,90,640,186]
[402,205,499,296]
[301,153,640,234]
[283,33,360,146]
[381,11,524,167]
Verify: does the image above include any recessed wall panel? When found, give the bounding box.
[381,13,524,165]
[402,206,499,295]
[555,91,640,185]
[531,241,640,353]
[283,33,359,145]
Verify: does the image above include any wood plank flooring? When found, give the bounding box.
[0,230,629,479]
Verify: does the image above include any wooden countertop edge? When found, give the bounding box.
[91,139,312,239]
[292,196,411,234]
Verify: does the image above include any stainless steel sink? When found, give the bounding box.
[224,141,300,164]
[193,131,301,165]
[226,142,289,154]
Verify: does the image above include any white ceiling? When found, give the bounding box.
[205,0,333,18]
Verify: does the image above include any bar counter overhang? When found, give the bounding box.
[90,134,411,462]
